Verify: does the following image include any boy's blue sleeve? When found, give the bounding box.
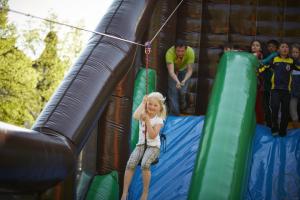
[261,52,278,65]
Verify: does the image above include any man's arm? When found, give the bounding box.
[167,63,181,88]
[181,46,195,86]
[181,63,193,85]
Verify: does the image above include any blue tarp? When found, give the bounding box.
[128,116,204,200]
[245,125,300,200]
[127,116,300,200]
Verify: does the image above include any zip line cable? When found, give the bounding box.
[149,0,185,44]
[0,1,184,46]
[0,6,144,46]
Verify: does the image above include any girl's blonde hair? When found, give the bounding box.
[147,92,167,119]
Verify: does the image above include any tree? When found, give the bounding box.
[0,0,16,42]
[34,31,66,106]
[16,12,59,60]
[0,0,40,127]
[0,4,85,126]
[17,21,43,59]
[41,12,84,66]
[59,19,85,67]
[0,0,8,28]
[17,12,85,67]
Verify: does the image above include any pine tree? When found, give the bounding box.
[18,12,84,63]
[0,0,40,127]
[34,31,66,106]
[0,4,84,126]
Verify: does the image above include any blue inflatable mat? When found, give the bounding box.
[127,115,300,200]
[245,126,300,200]
[128,115,204,200]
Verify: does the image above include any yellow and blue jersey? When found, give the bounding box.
[258,56,300,91]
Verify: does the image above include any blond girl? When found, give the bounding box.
[121,92,167,200]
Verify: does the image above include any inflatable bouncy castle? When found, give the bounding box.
[0,0,300,199]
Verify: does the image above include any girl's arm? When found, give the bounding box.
[133,97,147,120]
[142,115,163,139]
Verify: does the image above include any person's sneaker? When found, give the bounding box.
[272,131,279,136]
[279,132,286,137]
[279,129,287,137]
[179,102,187,113]
[271,126,279,134]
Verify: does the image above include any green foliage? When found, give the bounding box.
[34,31,66,106]
[0,1,40,127]
[43,12,59,33]
[0,40,40,127]
[0,37,15,54]
[0,0,16,38]
[0,7,84,127]
[0,0,8,29]
[18,12,84,64]
[18,25,42,58]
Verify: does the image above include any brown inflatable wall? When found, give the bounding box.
[96,60,136,191]
[146,0,178,97]
[149,0,300,114]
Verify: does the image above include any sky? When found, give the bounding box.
[6,0,114,59]
[8,0,113,31]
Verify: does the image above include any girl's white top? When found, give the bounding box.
[137,115,164,148]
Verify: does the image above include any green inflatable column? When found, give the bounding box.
[76,171,94,200]
[130,67,156,150]
[85,171,119,200]
[188,52,258,200]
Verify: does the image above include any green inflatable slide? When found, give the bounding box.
[188,52,258,200]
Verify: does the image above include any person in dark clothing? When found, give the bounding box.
[261,40,279,128]
[290,43,300,128]
[250,40,264,124]
[258,42,300,136]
